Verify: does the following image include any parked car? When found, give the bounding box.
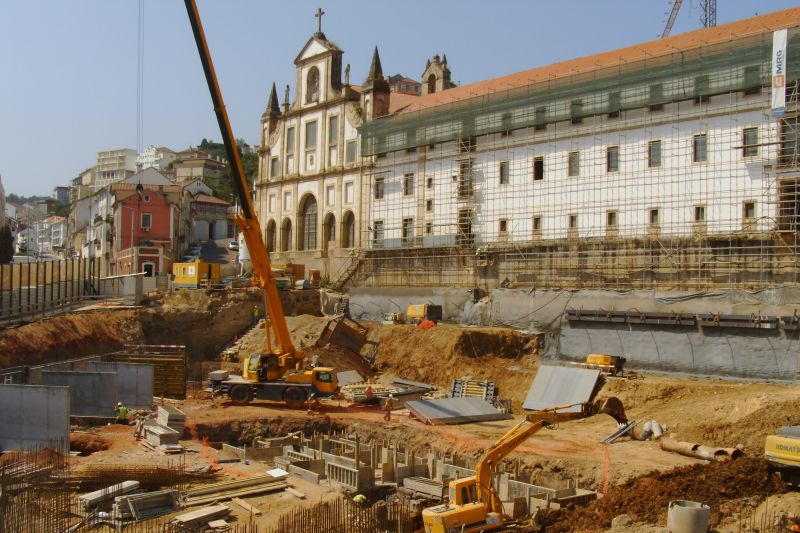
[228,241,239,251]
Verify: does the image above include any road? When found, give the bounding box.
[200,238,237,264]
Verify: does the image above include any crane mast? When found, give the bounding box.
[184,0,296,365]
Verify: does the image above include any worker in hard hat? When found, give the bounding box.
[353,493,367,506]
[383,394,394,422]
[114,402,128,425]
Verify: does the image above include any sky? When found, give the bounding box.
[0,0,796,197]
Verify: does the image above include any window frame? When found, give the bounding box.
[648,140,662,168]
[345,140,357,163]
[374,177,385,200]
[568,151,580,177]
[693,133,708,163]
[533,156,544,181]
[403,172,415,196]
[499,160,509,185]
[743,200,756,221]
[693,205,707,223]
[606,145,619,173]
[140,212,152,230]
[742,127,759,158]
[328,115,339,146]
[304,120,318,151]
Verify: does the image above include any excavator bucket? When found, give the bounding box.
[594,397,628,425]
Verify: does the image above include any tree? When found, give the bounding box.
[0,226,14,264]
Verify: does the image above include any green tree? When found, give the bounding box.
[0,226,14,263]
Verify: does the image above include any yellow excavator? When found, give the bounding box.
[185,1,338,407]
[422,397,627,533]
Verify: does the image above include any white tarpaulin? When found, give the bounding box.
[772,29,788,117]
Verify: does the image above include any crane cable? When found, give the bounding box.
[136,0,145,153]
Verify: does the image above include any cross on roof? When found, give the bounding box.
[315,8,325,34]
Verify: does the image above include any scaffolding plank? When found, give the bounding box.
[406,397,511,425]
[523,366,602,412]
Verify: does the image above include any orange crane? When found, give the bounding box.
[422,398,627,533]
[185,0,338,406]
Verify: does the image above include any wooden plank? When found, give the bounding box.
[232,497,261,515]
[287,487,306,500]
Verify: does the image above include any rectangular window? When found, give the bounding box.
[499,161,509,185]
[649,84,664,111]
[694,205,706,222]
[499,219,508,234]
[606,146,619,172]
[268,194,276,213]
[345,140,357,163]
[648,140,661,168]
[402,218,413,245]
[532,216,542,235]
[743,201,756,220]
[459,136,476,153]
[325,185,335,206]
[374,177,385,200]
[606,210,618,227]
[403,173,415,196]
[570,100,583,124]
[693,134,707,163]
[305,121,317,150]
[649,208,660,225]
[744,65,761,95]
[141,213,152,230]
[344,182,354,203]
[533,156,544,181]
[283,191,291,211]
[608,92,621,118]
[426,199,433,212]
[270,157,280,178]
[534,106,546,130]
[694,75,709,105]
[425,222,432,234]
[373,220,384,248]
[568,151,580,177]
[328,115,338,145]
[568,214,578,229]
[426,176,433,189]
[743,127,759,157]
[286,127,295,155]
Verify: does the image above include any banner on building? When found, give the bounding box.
[772,29,787,117]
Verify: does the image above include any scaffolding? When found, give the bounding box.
[345,28,800,291]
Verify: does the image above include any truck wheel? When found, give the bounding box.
[284,387,307,409]
[229,384,253,404]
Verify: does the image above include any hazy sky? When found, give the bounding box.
[0,0,795,196]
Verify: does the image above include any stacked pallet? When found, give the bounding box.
[157,406,186,433]
[171,504,231,529]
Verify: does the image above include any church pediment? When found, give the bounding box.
[294,35,341,64]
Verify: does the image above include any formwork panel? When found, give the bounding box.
[88,362,154,409]
[41,371,118,418]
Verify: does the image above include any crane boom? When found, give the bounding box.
[661,0,684,38]
[184,0,296,363]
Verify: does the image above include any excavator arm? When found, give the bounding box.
[184,0,296,364]
[475,397,627,515]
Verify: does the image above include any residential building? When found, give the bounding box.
[70,167,96,203]
[253,23,367,278]
[137,146,177,171]
[28,216,65,257]
[387,74,421,96]
[174,148,227,190]
[94,149,137,189]
[53,186,70,205]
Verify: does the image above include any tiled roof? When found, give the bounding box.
[193,194,231,206]
[394,6,800,115]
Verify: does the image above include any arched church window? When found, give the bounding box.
[306,67,320,103]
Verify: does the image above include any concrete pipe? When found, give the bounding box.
[666,500,709,533]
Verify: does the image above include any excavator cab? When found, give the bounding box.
[244,354,281,382]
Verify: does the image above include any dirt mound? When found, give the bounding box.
[70,433,111,455]
[374,324,538,408]
[0,310,140,367]
[542,457,787,531]
[234,315,373,377]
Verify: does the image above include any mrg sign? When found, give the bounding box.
[772,29,788,117]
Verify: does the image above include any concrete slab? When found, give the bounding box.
[88,362,153,409]
[0,384,70,452]
[41,371,118,418]
[522,366,602,413]
[406,397,512,425]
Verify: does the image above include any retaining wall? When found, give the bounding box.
[0,384,70,452]
[88,362,153,409]
[41,371,118,417]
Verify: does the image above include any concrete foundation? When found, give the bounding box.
[0,384,70,452]
[41,371,118,418]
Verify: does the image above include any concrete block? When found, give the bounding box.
[0,384,70,452]
[41,371,118,418]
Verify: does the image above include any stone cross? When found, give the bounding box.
[315,8,325,33]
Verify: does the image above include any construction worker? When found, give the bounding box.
[419,318,438,330]
[353,493,367,506]
[307,393,316,415]
[134,414,146,440]
[114,402,128,425]
[383,394,394,422]
[252,305,260,326]
[257,360,268,382]
[364,385,373,398]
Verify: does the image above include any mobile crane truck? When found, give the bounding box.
[185,0,338,407]
[422,397,627,533]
